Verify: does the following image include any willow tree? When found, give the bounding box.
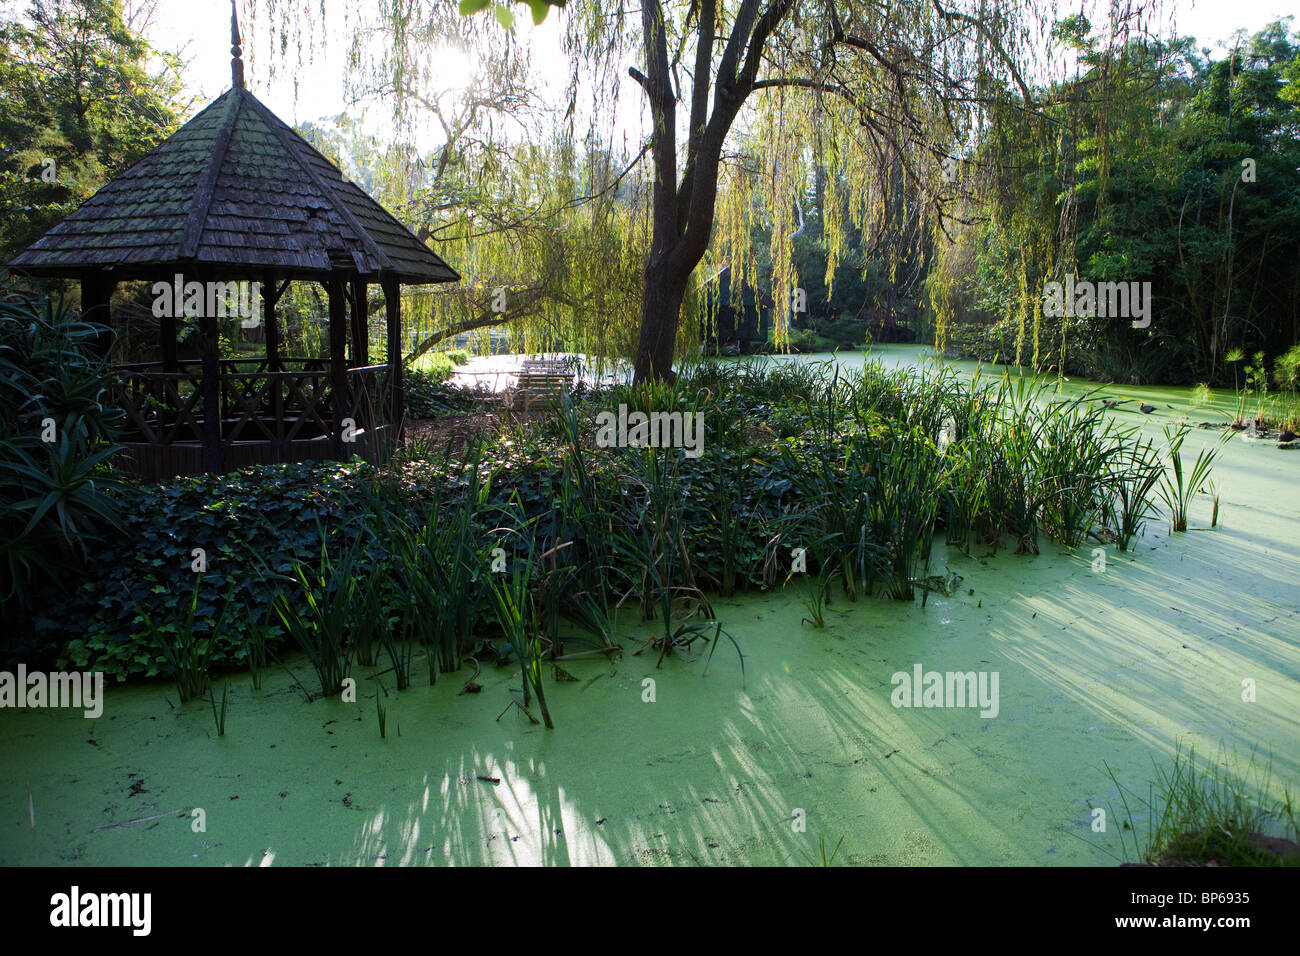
[578,0,1062,382]
[255,0,1160,382]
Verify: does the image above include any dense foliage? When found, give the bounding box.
[5,360,1197,700]
[0,0,186,263]
[931,18,1300,387]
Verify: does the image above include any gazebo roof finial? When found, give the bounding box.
[230,1,244,90]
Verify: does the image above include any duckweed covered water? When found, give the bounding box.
[2,350,1296,865]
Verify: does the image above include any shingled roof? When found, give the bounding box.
[9,85,460,285]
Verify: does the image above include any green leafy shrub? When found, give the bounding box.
[20,358,1180,686]
[42,461,409,679]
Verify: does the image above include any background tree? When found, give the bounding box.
[0,0,189,263]
[260,0,1071,382]
[931,16,1300,385]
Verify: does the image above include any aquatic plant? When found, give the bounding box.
[233,603,271,691]
[1100,431,1164,551]
[374,522,421,691]
[785,544,838,628]
[1158,425,1227,533]
[539,394,622,657]
[1107,743,1298,866]
[271,532,358,699]
[983,375,1052,554]
[864,424,946,600]
[610,444,708,629]
[209,683,228,737]
[709,441,766,599]
[368,443,496,686]
[489,554,553,729]
[1037,393,1116,548]
[139,575,213,703]
[799,833,848,866]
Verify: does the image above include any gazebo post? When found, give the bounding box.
[328,274,348,459]
[349,277,368,367]
[263,269,280,370]
[382,274,403,437]
[160,312,178,371]
[199,307,223,473]
[80,271,115,357]
[263,268,283,443]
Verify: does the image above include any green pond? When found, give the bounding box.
[2,346,1296,866]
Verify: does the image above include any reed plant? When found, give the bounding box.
[1107,743,1298,866]
[140,575,213,703]
[1037,393,1116,548]
[238,604,271,691]
[271,531,358,699]
[209,683,228,736]
[784,539,839,628]
[1158,425,1228,533]
[1101,431,1164,551]
[489,552,553,728]
[779,435,875,600]
[863,424,946,599]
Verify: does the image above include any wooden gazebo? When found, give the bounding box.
[7,4,458,479]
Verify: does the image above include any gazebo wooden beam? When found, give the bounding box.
[382,274,403,433]
[328,275,349,459]
[349,276,368,367]
[160,309,178,371]
[80,271,116,357]
[199,307,222,474]
[263,268,280,371]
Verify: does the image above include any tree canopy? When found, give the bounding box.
[0,0,188,262]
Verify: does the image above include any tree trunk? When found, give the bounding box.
[634,257,685,384]
[628,0,788,384]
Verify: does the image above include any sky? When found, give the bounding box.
[148,0,1296,142]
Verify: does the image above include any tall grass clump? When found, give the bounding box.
[863,424,947,599]
[784,535,839,627]
[539,394,621,656]
[489,548,553,729]
[1100,430,1164,551]
[982,375,1053,554]
[271,531,359,699]
[367,443,496,687]
[779,434,875,601]
[610,442,709,629]
[139,575,213,703]
[1037,393,1117,548]
[1108,744,1299,866]
[1158,425,1228,533]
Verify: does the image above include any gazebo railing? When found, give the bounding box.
[114,359,391,447]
